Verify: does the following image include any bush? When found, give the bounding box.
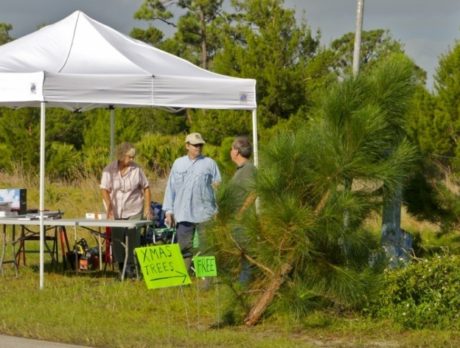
[46,142,82,181]
[367,254,460,329]
[136,134,185,176]
[0,143,13,171]
[82,145,110,177]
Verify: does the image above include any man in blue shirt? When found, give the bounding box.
[162,132,221,270]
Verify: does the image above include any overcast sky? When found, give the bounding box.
[0,0,459,89]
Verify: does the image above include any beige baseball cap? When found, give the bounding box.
[185,132,206,145]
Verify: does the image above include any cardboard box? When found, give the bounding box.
[0,188,27,214]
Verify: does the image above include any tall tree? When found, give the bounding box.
[328,28,422,265]
[131,0,320,142]
[404,87,445,223]
[193,0,320,140]
[131,0,173,45]
[370,55,418,266]
[132,0,225,68]
[328,29,426,82]
[405,41,460,231]
[175,0,225,68]
[434,41,460,158]
[0,22,13,45]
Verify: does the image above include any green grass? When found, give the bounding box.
[1,262,460,348]
[0,265,297,347]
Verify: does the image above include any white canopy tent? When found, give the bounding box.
[0,11,257,288]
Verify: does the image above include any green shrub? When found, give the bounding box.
[0,143,13,171]
[135,133,225,178]
[367,254,460,329]
[82,145,110,177]
[136,134,185,176]
[46,142,82,181]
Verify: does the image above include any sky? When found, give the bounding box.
[0,0,459,89]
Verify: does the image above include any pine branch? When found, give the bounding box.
[228,232,274,276]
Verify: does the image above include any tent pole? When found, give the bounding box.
[110,106,115,160]
[252,108,258,167]
[39,101,46,289]
[252,108,260,213]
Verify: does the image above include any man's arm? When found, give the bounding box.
[236,191,257,219]
[211,159,222,189]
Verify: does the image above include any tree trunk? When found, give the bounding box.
[244,262,293,326]
[243,190,334,327]
[381,185,412,267]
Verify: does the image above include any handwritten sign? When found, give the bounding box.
[193,256,217,277]
[135,244,191,289]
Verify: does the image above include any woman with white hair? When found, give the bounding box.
[100,142,153,279]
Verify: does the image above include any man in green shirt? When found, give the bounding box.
[229,136,257,284]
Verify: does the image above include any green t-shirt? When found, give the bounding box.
[229,161,257,210]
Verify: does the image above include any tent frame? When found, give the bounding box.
[37,103,258,289]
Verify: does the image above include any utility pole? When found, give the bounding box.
[342,0,366,245]
[352,0,364,77]
[344,0,365,232]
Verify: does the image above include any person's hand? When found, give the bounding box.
[144,207,153,221]
[165,212,175,228]
[107,209,114,220]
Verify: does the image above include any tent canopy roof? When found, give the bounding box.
[0,10,256,111]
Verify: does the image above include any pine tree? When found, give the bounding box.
[209,54,418,325]
[404,41,460,231]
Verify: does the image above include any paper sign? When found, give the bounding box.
[135,244,191,289]
[193,256,217,277]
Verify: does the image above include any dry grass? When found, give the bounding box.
[363,207,439,236]
[401,207,440,235]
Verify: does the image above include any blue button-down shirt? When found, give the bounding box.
[163,155,221,223]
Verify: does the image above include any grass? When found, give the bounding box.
[0,265,302,347]
[1,173,460,347]
[1,264,460,347]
